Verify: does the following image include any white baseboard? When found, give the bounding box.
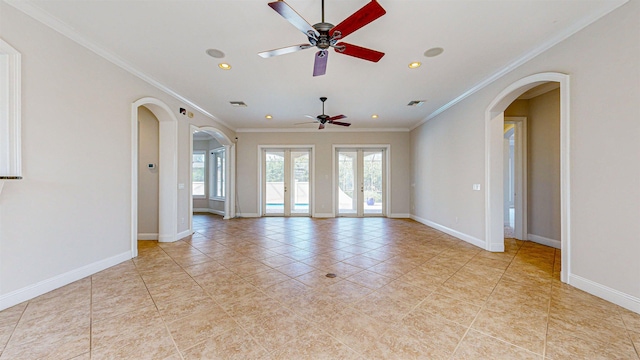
[410,215,486,249]
[193,208,225,216]
[389,213,411,219]
[313,213,334,218]
[0,251,131,311]
[569,274,640,314]
[177,229,193,240]
[137,233,158,240]
[236,213,260,218]
[527,233,561,249]
[158,233,174,242]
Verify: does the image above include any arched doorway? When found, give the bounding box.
[485,72,570,283]
[131,97,178,258]
[189,125,236,230]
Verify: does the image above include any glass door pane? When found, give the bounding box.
[363,150,383,215]
[265,150,285,215]
[291,150,310,215]
[337,150,357,215]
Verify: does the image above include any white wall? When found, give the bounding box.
[411,0,640,306]
[236,131,411,217]
[0,3,234,308]
[137,106,159,236]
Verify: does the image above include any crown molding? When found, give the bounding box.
[410,0,628,131]
[5,0,235,131]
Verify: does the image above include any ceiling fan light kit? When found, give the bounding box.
[259,0,386,76]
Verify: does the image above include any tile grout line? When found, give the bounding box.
[447,239,537,358]
[134,245,185,360]
[89,276,93,359]
[179,235,291,358]
[541,249,559,360]
[0,298,29,358]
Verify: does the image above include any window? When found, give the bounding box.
[210,148,225,200]
[192,151,206,197]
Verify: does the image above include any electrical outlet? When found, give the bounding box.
[472,184,481,191]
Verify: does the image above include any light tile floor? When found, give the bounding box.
[1,214,639,359]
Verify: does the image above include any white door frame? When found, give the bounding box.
[332,144,390,218]
[504,116,528,240]
[131,97,178,258]
[258,145,315,217]
[485,72,570,283]
[188,125,236,230]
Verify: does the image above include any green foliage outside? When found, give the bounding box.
[265,153,309,183]
[192,153,205,182]
[338,152,383,203]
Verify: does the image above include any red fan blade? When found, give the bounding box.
[328,114,346,121]
[330,121,351,127]
[259,44,313,58]
[335,42,384,62]
[268,1,318,37]
[329,1,386,39]
[313,50,328,77]
[319,123,325,130]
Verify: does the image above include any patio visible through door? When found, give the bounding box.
[336,148,385,217]
[263,148,311,216]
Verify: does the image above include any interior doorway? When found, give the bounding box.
[189,125,236,230]
[503,117,527,240]
[485,72,569,283]
[131,97,178,258]
[137,106,160,242]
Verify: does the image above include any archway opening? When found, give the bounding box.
[485,72,570,283]
[189,125,235,233]
[131,97,178,258]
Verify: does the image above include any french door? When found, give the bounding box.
[262,148,311,216]
[336,148,385,217]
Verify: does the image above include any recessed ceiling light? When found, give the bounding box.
[265,115,273,119]
[218,63,231,70]
[206,49,225,58]
[424,47,444,58]
[371,114,379,119]
[408,62,421,69]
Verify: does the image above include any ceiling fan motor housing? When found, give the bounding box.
[310,22,338,50]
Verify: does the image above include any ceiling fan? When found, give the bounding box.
[297,97,350,129]
[259,0,386,76]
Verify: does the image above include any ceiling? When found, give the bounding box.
[7,0,626,131]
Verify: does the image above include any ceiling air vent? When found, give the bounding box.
[230,101,247,107]
[407,100,426,107]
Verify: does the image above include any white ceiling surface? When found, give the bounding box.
[10,0,626,131]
